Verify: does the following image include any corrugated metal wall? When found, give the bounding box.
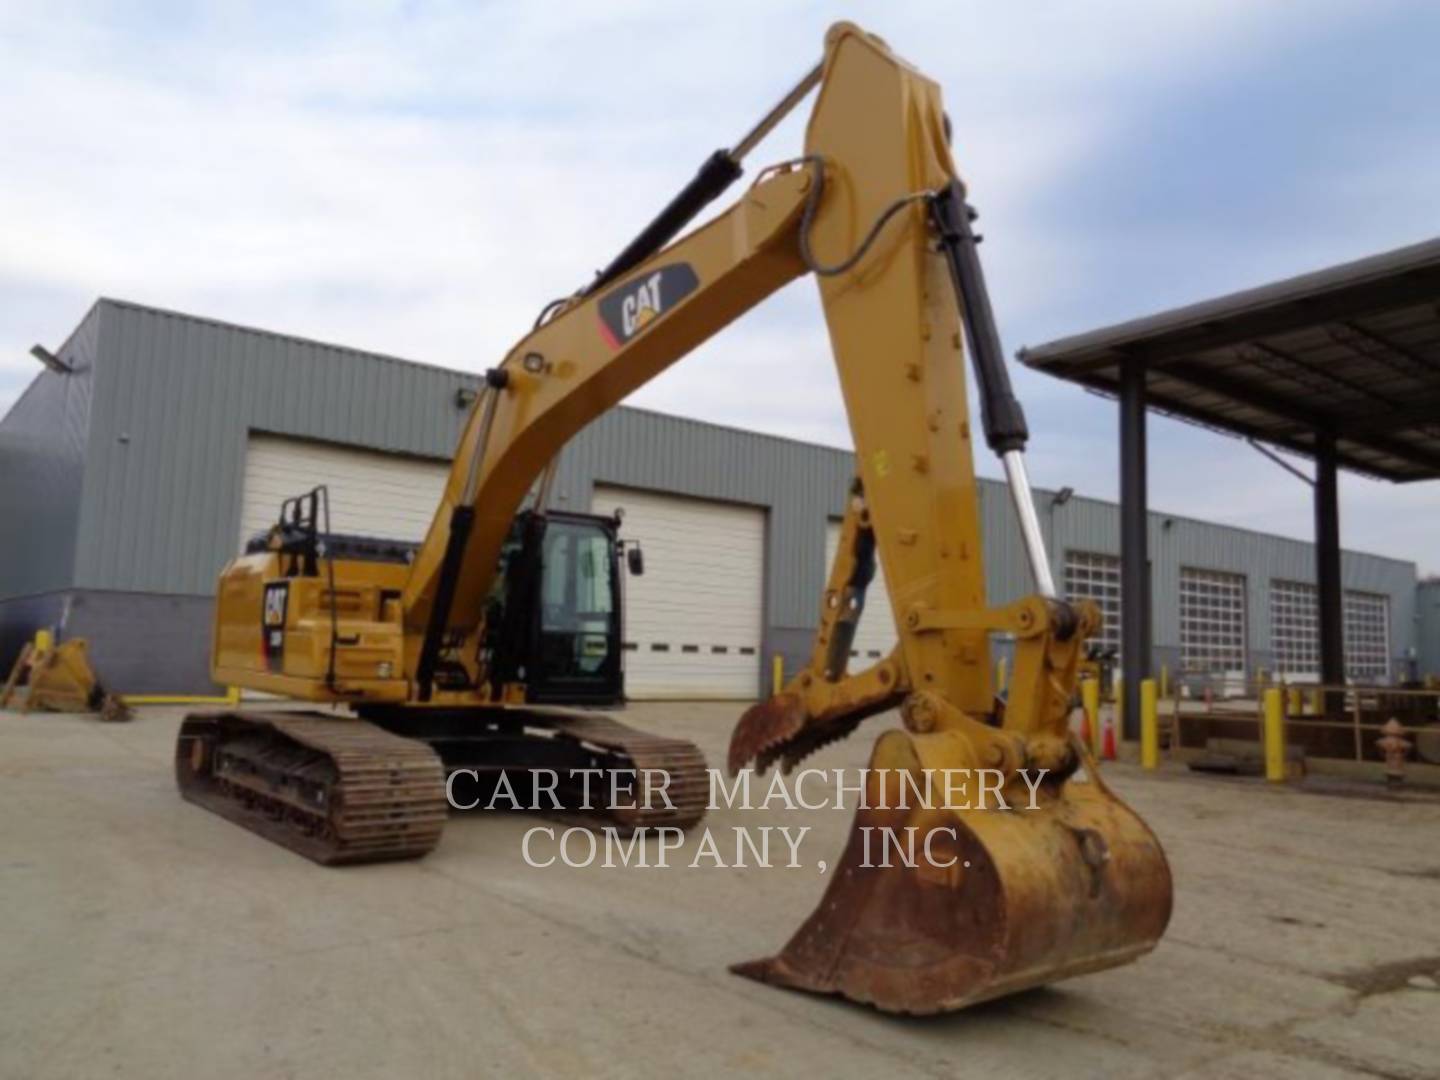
[1,298,1423,685]
[1420,580,1440,677]
[73,301,481,595]
[1041,492,1419,676]
[0,303,100,597]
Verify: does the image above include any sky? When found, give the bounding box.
[2,1,1437,571]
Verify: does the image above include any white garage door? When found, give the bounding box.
[592,485,765,700]
[239,434,449,549]
[825,520,898,665]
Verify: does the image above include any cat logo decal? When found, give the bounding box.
[597,263,700,349]
[261,581,289,670]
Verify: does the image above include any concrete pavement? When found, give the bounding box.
[2,702,1437,1079]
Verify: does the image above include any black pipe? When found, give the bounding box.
[1314,429,1345,694]
[824,526,876,681]
[415,504,475,702]
[1119,356,1150,741]
[929,182,1029,455]
[416,365,509,700]
[585,150,742,296]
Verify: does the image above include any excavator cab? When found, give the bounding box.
[244,494,635,707]
[484,509,630,706]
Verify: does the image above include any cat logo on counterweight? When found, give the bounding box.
[262,581,289,671]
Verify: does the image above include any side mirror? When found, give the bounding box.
[626,545,645,576]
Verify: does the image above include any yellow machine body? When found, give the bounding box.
[197,21,1171,1014]
[213,547,413,703]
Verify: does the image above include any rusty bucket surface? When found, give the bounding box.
[733,731,1173,1015]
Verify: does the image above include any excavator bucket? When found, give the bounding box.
[1,637,131,721]
[733,728,1172,1014]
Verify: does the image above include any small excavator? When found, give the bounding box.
[177,22,1171,1014]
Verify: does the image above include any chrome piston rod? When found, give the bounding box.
[1001,450,1057,600]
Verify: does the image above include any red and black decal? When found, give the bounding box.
[596,263,699,349]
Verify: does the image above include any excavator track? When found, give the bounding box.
[532,710,710,830]
[176,712,448,866]
[176,708,711,865]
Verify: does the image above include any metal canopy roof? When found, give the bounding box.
[1018,238,1440,482]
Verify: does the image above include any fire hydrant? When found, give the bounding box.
[1376,718,1412,787]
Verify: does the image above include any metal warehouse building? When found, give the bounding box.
[0,299,1428,697]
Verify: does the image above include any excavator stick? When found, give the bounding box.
[732,729,1172,1014]
[724,25,1171,1013]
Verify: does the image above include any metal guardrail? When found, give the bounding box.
[1174,681,1440,782]
[1272,683,1440,768]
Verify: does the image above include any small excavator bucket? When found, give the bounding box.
[733,729,1172,1014]
[1,637,131,722]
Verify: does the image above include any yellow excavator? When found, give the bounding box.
[177,22,1171,1014]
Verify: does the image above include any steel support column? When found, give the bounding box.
[1119,356,1150,741]
[1314,428,1345,694]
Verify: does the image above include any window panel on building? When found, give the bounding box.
[1267,580,1391,683]
[1343,590,1390,682]
[1180,568,1247,675]
[1064,551,1122,652]
[1270,580,1320,678]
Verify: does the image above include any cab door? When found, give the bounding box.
[529,517,623,704]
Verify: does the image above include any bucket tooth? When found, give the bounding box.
[729,694,807,774]
[729,692,872,775]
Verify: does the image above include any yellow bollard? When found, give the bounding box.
[772,654,784,696]
[1307,687,1323,716]
[996,656,1008,695]
[1140,678,1159,769]
[1160,664,1169,701]
[1286,686,1302,716]
[121,691,243,705]
[1082,677,1101,757]
[1263,687,1286,782]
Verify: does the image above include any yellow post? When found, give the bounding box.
[1263,687,1286,782]
[1140,678,1159,769]
[121,692,242,706]
[1286,686,1302,716]
[996,656,1008,695]
[772,654,784,696]
[1160,664,1169,700]
[1307,687,1323,716]
[1114,674,1124,730]
[1082,677,1100,756]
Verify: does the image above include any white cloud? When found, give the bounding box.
[1,1,1434,572]
[0,2,1323,354]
